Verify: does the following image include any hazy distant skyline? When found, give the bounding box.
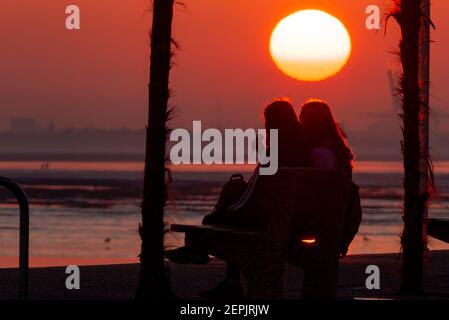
[1,0,449,145]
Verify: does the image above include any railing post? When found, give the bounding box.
[0,176,29,300]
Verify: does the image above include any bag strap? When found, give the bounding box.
[230,173,245,181]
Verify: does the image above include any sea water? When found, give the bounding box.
[1,161,449,267]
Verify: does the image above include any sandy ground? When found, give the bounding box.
[1,250,449,300]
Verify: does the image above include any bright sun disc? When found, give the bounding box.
[270,10,352,82]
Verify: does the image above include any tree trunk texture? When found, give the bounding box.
[399,0,425,295]
[136,0,175,300]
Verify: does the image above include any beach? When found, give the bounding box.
[1,250,449,300]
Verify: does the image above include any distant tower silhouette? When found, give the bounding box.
[387,68,401,113]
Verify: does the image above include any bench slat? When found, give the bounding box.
[428,218,449,243]
[171,223,262,235]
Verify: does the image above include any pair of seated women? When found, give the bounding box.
[166,99,361,299]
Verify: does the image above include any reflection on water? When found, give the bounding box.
[1,160,449,268]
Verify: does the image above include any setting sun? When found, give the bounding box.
[270,10,352,82]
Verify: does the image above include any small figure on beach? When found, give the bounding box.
[41,162,50,171]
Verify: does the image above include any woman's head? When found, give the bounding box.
[299,99,354,169]
[263,99,309,167]
[263,99,299,133]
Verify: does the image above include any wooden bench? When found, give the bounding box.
[427,218,449,243]
[170,168,351,299]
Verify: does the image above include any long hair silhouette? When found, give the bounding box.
[264,99,310,167]
[299,99,354,171]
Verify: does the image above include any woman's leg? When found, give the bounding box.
[165,231,209,264]
[185,232,208,253]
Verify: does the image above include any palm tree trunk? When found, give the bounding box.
[398,0,424,295]
[136,0,175,300]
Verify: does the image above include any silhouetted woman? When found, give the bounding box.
[299,99,361,257]
[264,99,310,168]
[202,99,310,228]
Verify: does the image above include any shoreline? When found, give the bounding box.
[2,234,449,269]
[0,257,139,269]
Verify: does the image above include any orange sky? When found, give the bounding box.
[1,0,449,135]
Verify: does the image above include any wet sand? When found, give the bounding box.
[1,250,449,300]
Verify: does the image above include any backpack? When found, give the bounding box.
[202,174,248,225]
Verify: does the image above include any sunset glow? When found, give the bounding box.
[269,10,352,81]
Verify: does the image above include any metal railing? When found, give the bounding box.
[0,176,29,300]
